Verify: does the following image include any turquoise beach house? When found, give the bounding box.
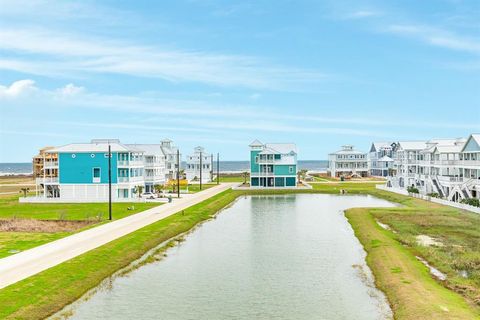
[249,140,298,187]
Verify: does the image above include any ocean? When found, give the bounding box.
[0,160,328,176]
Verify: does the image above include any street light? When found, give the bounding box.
[217,153,220,185]
[177,148,180,198]
[108,143,112,220]
[199,150,202,190]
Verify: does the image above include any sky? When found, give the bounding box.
[0,0,479,162]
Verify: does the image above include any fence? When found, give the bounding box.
[376,185,480,214]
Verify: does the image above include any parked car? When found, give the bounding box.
[141,192,158,199]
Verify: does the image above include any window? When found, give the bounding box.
[255,156,259,164]
[91,153,95,158]
[289,166,294,173]
[93,168,101,178]
[71,154,76,158]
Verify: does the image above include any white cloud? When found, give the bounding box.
[0,28,326,90]
[57,83,85,96]
[0,79,37,98]
[387,24,480,55]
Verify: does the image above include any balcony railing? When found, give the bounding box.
[44,160,58,168]
[118,160,144,167]
[36,177,59,184]
[118,176,144,183]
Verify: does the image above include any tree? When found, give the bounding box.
[298,169,308,181]
[19,188,30,197]
[242,171,249,184]
[137,185,143,198]
[154,184,164,195]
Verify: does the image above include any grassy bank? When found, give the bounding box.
[0,194,159,258]
[0,189,239,320]
[1,184,480,319]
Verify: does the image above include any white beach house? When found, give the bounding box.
[387,134,480,201]
[368,142,395,177]
[186,146,212,183]
[328,145,369,178]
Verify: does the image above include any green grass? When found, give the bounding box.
[1,183,480,319]
[0,194,158,221]
[218,174,246,182]
[0,194,161,258]
[0,189,239,320]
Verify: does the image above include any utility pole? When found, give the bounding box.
[217,153,220,185]
[210,153,213,182]
[199,150,202,190]
[108,144,112,220]
[176,149,180,198]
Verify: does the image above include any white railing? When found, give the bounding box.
[117,160,144,167]
[118,176,144,183]
[437,176,464,183]
[44,160,58,168]
[36,177,59,184]
[377,185,480,214]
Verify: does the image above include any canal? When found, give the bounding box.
[66,194,397,319]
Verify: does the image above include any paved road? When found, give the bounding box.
[0,183,236,290]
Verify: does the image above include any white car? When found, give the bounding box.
[141,192,158,199]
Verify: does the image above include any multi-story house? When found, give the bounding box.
[29,139,146,202]
[388,134,480,202]
[33,146,59,197]
[126,144,166,193]
[160,139,181,181]
[328,145,369,178]
[368,142,395,177]
[249,140,297,187]
[185,146,212,183]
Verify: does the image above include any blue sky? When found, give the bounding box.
[0,0,479,162]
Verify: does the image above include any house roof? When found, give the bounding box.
[126,144,164,156]
[50,142,141,153]
[460,134,480,153]
[370,142,392,152]
[434,144,464,153]
[249,139,263,147]
[397,141,428,151]
[264,143,297,154]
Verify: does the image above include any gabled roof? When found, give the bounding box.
[397,141,428,151]
[460,134,480,153]
[249,139,263,147]
[369,142,392,152]
[433,144,463,153]
[265,143,297,154]
[126,144,164,156]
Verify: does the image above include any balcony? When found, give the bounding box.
[118,160,144,167]
[437,176,464,183]
[36,177,59,184]
[118,176,144,183]
[44,160,58,168]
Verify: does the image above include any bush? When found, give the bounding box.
[427,192,440,198]
[460,198,480,207]
[407,186,419,194]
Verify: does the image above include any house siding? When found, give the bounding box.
[59,152,118,184]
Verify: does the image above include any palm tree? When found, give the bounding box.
[242,171,249,184]
[19,187,30,197]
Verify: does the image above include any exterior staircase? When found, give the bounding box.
[431,176,445,198]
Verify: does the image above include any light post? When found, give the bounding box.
[177,149,180,198]
[108,144,112,220]
[217,153,220,185]
[199,150,202,190]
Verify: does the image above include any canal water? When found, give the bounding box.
[66,194,397,320]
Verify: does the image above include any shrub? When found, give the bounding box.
[427,192,440,198]
[460,198,480,207]
[407,186,419,194]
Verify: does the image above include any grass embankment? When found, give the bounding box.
[1,182,480,319]
[0,194,159,258]
[0,189,239,320]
